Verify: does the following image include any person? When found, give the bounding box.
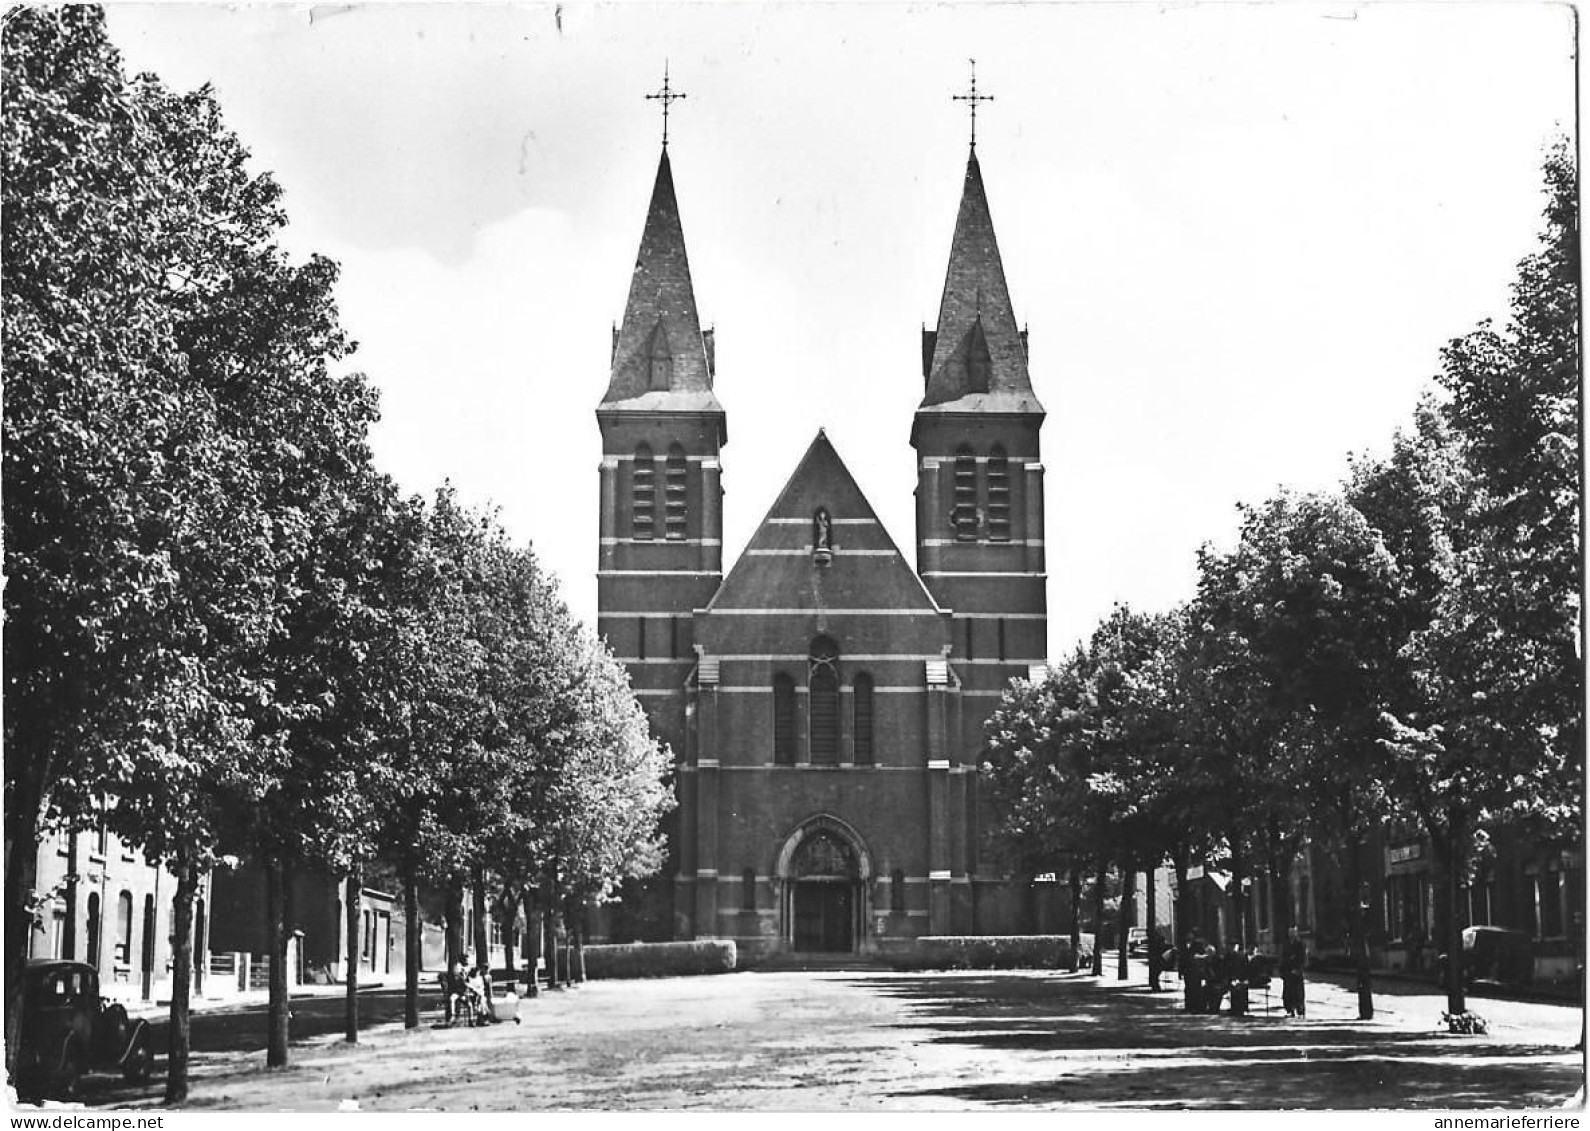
[1226,944,1249,1016]
[1281,926,1307,1017]
[1182,933,1205,1013]
[1202,943,1227,1013]
[1147,928,1168,992]
[465,963,490,1025]
[444,951,470,1024]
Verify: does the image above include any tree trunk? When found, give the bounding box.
[1147,863,1161,991]
[471,866,494,1014]
[344,868,361,1044]
[571,903,586,984]
[4,785,44,1082]
[1067,867,1082,973]
[1091,864,1106,977]
[1117,866,1132,981]
[444,882,465,965]
[163,861,199,1104]
[403,866,421,1030]
[1345,830,1375,1020]
[1269,845,1295,944]
[1444,804,1468,1015]
[498,885,521,984]
[265,857,290,1068]
[1228,848,1247,951]
[524,888,542,996]
[1172,851,1192,947]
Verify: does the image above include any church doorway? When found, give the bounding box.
[783,824,865,954]
[792,882,852,952]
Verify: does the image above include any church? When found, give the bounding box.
[595,119,1049,961]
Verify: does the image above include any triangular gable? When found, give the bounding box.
[703,431,944,616]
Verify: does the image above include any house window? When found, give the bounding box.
[987,445,1011,541]
[997,617,1007,662]
[665,444,688,540]
[892,869,907,914]
[115,891,133,966]
[670,616,680,659]
[852,673,874,764]
[632,444,656,540]
[808,636,840,766]
[648,323,673,391]
[952,446,978,541]
[964,618,975,661]
[772,673,796,765]
[741,868,756,912]
[637,617,646,662]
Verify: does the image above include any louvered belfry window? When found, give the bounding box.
[852,672,874,764]
[987,445,1011,541]
[773,673,796,765]
[632,444,656,540]
[809,636,840,765]
[953,445,978,541]
[665,444,688,540]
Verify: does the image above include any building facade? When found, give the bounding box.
[595,142,1048,961]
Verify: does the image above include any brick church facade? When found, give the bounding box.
[596,141,1048,961]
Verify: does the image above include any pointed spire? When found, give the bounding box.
[602,149,721,413]
[920,151,1043,412]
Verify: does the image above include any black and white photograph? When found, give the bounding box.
[2,1,1583,1117]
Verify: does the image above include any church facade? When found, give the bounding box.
[596,141,1048,961]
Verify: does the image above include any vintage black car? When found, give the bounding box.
[14,959,154,1101]
[1435,926,1535,990]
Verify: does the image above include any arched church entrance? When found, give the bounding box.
[778,818,869,954]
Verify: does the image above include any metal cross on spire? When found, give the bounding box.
[646,61,687,148]
[952,59,994,149]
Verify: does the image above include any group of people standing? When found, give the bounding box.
[1161,925,1309,1018]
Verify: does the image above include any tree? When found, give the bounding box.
[3,6,381,1095]
[1195,491,1404,1018]
[1377,141,1581,1015]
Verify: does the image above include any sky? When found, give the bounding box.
[104,1,1576,658]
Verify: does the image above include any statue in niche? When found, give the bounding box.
[813,507,833,563]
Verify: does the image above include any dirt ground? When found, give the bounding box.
[67,964,1587,1111]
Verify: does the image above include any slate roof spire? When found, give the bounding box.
[919,149,1043,414]
[601,146,722,417]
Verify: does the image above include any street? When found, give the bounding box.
[65,962,1583,1111]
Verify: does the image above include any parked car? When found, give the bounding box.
[1435,926,1534,990]
[1127,928,1149,958]
[14,959,154,1101]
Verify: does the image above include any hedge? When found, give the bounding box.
[580,939,738,979]
[889,934,1092,971]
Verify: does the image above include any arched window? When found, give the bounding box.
[852,672,874,764]
[741,868,757,912]
[952,445,979,541]
[987,445,1011,541]
[665,444,688,540]
[115,891,133,965]
[648,323,673,391]
[809,636,840,765]
[892,869,907,913]
[632,444,656,540]
[85,893,101,968]
[772,673,796,765]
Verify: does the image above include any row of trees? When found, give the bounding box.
[985,139,1580,1019]
[3,7,672,1102]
